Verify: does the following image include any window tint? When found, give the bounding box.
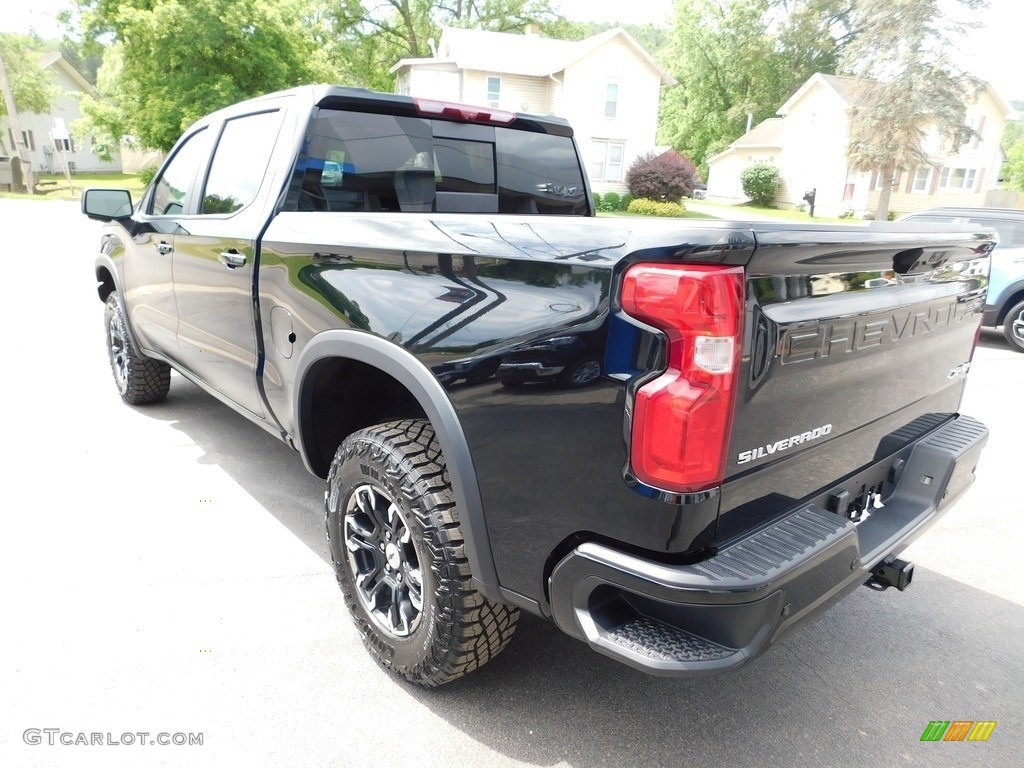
[435,138,495,194]
[151,129,212,216]
[202,111,283,214]
[496,128,587,214]
[301,111,434,212]
[299,110,587,216]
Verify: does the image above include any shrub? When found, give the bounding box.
[137,166,159,186]
[592,192,601,210]
[839,209,855,219]
[619,193,633,211]
[627,197,686,217]
[626,150,699,201]
[887,211,898,221]
[602,191,621,212]
[740,163,782,207]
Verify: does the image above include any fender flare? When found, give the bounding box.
[95,253,148,355]
[293,329,501,599]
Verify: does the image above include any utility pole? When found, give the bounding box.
[0,52,37,194]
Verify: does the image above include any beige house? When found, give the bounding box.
[706,73,1015,216]
[390,26,673,194]
[0,53,121,174]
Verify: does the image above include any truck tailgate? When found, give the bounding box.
[720,223,993,525]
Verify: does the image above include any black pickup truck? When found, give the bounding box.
[83,85,994,686]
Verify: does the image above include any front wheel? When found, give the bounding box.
[1002,299,1024,352]
[326,419,518,686]
[104,292,171,404]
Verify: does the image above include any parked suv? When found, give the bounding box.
[901,207,1024,351]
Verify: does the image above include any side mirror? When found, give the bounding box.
[82,188,134,221]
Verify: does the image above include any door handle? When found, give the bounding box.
[219,250,247,269]
[156,241,173,255]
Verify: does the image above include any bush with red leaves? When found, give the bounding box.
[625,150,700,201]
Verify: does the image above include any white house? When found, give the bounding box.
[390,26,673,194]
[706,73,1015,216]
[1,52,121,175]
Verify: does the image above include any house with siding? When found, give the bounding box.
[0,52,121,174]
[706,73,1015,216]
[390,25,673,194]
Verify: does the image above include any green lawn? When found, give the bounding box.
[0,172,145,201]
[690,199,865,225]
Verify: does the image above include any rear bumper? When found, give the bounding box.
[548,415,988,677]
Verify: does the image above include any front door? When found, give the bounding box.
[126,127,214,359]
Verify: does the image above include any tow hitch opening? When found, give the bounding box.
[867,558,915,591]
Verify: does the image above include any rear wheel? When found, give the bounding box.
[1002,299,1024,352]
[326,419,518,686]
[104,292,171,404]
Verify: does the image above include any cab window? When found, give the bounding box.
[150,128,213,216]
[201,111,283,214]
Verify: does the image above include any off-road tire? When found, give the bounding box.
[1002,298,1024,353]
[326,419,518,686]
[104,292,171,404]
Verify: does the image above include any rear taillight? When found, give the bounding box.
[620,264,745,493]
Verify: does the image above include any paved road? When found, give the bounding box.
[1,199,1021,768]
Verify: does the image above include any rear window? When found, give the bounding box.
[295,109,588,215]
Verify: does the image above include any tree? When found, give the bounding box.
[840,0,986,220]
[740,163,781,205]
[626,150,700,200]
[1003,139,1024,192]
[326,0,559,91]
[68,0,336,151]
[0,34,59,120]
[658,0,854,170]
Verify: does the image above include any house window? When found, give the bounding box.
[604,82,619,119]
[912,167,931,192]
[964,114,985,148]
[486,76,501,108]
[874,170,898,191]
[938,167,978,190]
[8,129,35,152]
[54,137,75,153]
[591,139,625,182]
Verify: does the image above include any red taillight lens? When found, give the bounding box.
[621,264,745,493]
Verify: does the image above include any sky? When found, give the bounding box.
[0,0,1018,101]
